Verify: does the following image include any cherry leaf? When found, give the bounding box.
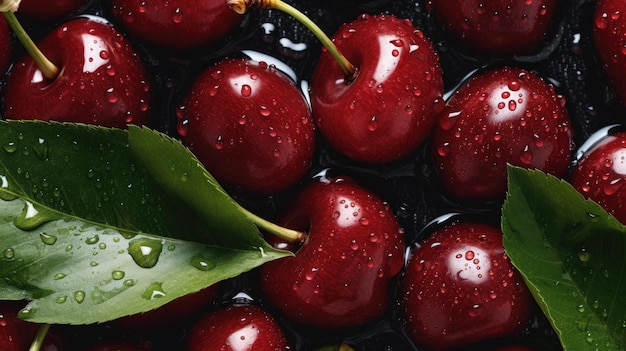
[0,120,289,324]
[502,166,626,351]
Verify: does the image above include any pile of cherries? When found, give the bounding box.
[1,0,625,350]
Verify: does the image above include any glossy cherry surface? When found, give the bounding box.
[18,0,87,21]
[427,0,559,56]
[569,130,626,224]
[431,66,573,202]
[3,17,152,128]
[260,175,405,329]
[593,0,626,107]
[310,14,444,164]
[186,303,292,351]
[401,221,533,351]
[178,58,315,195]
[111,0,242,52]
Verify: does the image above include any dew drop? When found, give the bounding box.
[40,232,57,245]
[74,290,85,304]
[53,273,66,280]
[171,7,183,23]
[112,270,125,280]
[142,281,166,300]
[56,296,67,304]
[3,248,15,260]
[241,84,252,97]
[13,201,60,231]
[191,255,216,271]
[128,237,163,268]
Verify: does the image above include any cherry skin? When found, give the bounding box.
[593,0,626,107]
[401,221,533,351]
[111,0,242,52]
[260,174,405,329]
[427,0,559,56]
[310,13,444,164]
[0,300,64,351]
[178,57,316,195]
[3,16,152,128]
[569,130,626,224]
[431,66,573,202]
[17,0,87,21]
[0,15,11,75]
[186,303,293,351]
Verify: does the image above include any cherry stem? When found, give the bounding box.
[237,205,306,245]
[227,0,357,79]
[28,323,50,351]
[2,11,59,80]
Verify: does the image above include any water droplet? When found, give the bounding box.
[128,237,163,268]
[142,281,166,300]
[85,234,100,245]
[112,270,125,280]
[4,142,16,153]
[578,249,590,262]
[39,232,57,245]
[241,84,252,97]
[53,273,66,280]
[74,290,85,304]
[171,7,183,23]
[55,296,67,304]
[191,255,216,271]
[13,201,60,231]
[3,248,15,260]
[468,304,484,317]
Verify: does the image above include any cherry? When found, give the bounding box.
[0,300,64,351]
[3,16,152,128]
[569,128,626,224]
[431,66,573,202]
[110,0,241,53]
[112,285,219,330]
[427,0,559,56]
[18,0,87,21]
[177,57,316,195]
[228,0,444,164]
[259,173,405,329]
[593,0,626,107]
[0,15,10,75]
[401,220,533,351]
[309,14,444,164]
[186,301,293,350]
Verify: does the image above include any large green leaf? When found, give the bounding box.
[0,121,290,324]
[502,166,626,351]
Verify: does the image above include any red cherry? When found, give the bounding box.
[3,16,152,128]
[569,129,626,224]
[112,285,219,330]
[18,0,87,21]
[593,0,626,107]
[178,57,316,195]
[431,66,573,202]
[427,0,559,56]
[0,16,11,75]
[110,0,241,52]
[310,14,444,164]
[186,303,293,351]
[260,175,405,329]
[0,300,64,351]
[401,221,533,351]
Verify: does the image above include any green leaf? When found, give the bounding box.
[0,120,290,324]
[502,166,626,351]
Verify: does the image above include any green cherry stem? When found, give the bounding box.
[227,0,357,80]
[28,323,51,351]
[236,205,306,245]
[1,10,59,80]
